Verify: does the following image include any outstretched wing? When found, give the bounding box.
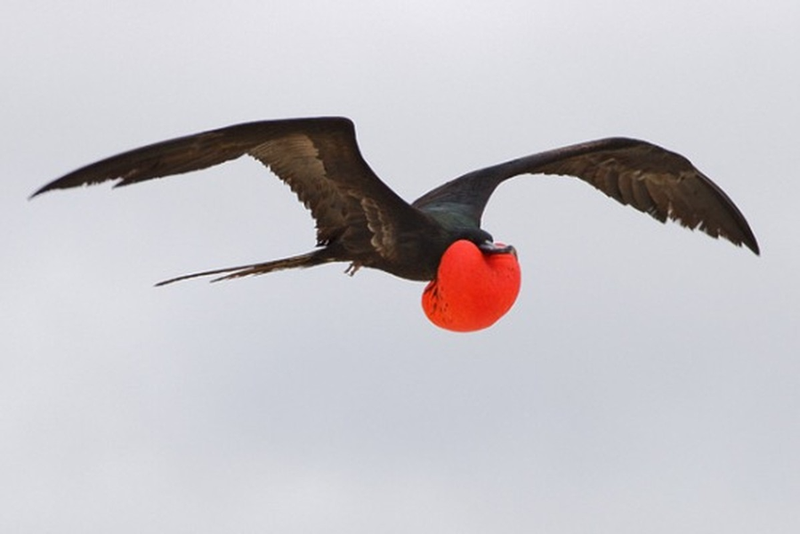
[33,117,432,261]
[413,137,759,254]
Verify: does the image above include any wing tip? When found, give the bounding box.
[719,228,759,256]
[28,188,46,200]
[744,237,761,256]
[29,181,60,199]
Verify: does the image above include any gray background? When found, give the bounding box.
[3,1,798,532]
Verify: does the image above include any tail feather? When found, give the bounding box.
[155,250,335,286]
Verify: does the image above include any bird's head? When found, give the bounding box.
[422,239,521,332]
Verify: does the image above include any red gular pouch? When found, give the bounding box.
[422,240,521,332]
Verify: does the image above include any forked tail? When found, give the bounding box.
[155,250,335,286]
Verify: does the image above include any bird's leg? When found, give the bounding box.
[344,262,362,276]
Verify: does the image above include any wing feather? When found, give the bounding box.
[414,137,759,254]
[33,118,431,260]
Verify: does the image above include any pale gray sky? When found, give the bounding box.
[3,1,799,532]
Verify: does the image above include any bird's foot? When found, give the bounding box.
[344,262,362,276]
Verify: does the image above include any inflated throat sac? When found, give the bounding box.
[422,240,521,332]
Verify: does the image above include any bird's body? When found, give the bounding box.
[33,117,759,331]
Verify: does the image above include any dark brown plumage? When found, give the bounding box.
[32,117,759,286]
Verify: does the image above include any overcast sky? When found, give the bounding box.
[2,1,799,533]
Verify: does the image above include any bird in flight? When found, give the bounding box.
[33,117,759,332]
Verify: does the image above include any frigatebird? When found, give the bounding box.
[32,117,759,331]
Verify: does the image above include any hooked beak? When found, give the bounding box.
[479,241,517,258]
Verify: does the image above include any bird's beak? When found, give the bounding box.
[479,241,517,258]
